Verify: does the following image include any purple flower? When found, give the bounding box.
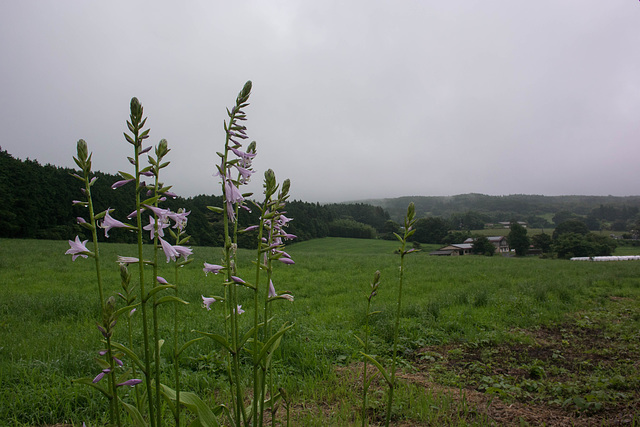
[143,205,170,221]
[168,210,190,230]
[117,379,143,387]
[224,179,244,204]
[66,236,90,261]
[231,276,246,284]
[202,295,216,310]
[156,276,168,284]
[111,179,134,189]
[242,225,259,232]
[235,305,245,315]
[92,368,111,383]
[143,215,168,240]
[140,145,152,154]
[268,279,294,301]
[159,237,179,262]
[230,147,256,164]
[101,209,129,238]
[278,257,295,265]
[268,280,277,298]
[224,177,244,222]
[233,164,253,184]
[203,263,224,275]
[76,217,86,224]
[174,245,193,260]
[278,215,292,226]
[113,357,123,367]
[117,256,139,264]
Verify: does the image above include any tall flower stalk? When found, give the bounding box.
[384,202,417,426]
[68,140,138,427]
[359,270,381,427]
[202,81,295,427]
[124,97,157,426]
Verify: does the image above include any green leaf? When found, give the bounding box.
[160,384,219,427]
[155,295,189,307]
[207,206,224,214]
[197,331,233,353]
[257,323,294,363]
[141,195,161,206]
[113,303,139,319]
[139,128,150,140]
[365,369,381,390]
[360,352,392,386]
[144,284,176,302]
[94,357,110,370]
[353,335,365,348]
[120,399,147,426]
[118,171,135,180]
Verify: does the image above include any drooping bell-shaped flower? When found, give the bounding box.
[203,263,224,275]
[117,379,143,387]
[101,209,129,238]
[202,295,216,310]
[65,236,91,261]
[159,237,179,262]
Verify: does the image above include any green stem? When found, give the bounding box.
[174,262,181,427]
[134,136,155,427]
[362,296,372,427]
[152,177,162,427]
[85,170,121,426]
[385,245,406,427]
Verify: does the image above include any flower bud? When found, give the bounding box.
[77,139,88,162]
[264,169,276,197]
[240,80,252,100]
[280,179,290,198]
[119,263,130,285]
[247,140,257,155]
[103,296,116,323]
[130,97,142,120]
[157,139,169,158]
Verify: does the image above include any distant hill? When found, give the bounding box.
[358,193,640,224]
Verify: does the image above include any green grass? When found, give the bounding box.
[1,237,640,425]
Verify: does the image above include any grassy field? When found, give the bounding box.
[1,238,639,426]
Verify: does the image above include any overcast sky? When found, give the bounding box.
[1,1,639,203]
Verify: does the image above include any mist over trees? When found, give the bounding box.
[2,149,639,252]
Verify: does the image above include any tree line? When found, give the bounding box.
[1,149,636,257]
[0,150,390,245]
[365,193,640,231]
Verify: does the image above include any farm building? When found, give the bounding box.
[429,236,510,256]
[429,243,474,256]
[464,236,510,253]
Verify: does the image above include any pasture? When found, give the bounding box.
[1,237,639,426]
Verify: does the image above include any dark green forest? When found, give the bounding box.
[0,149,390,246]
[2,149,639,248]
